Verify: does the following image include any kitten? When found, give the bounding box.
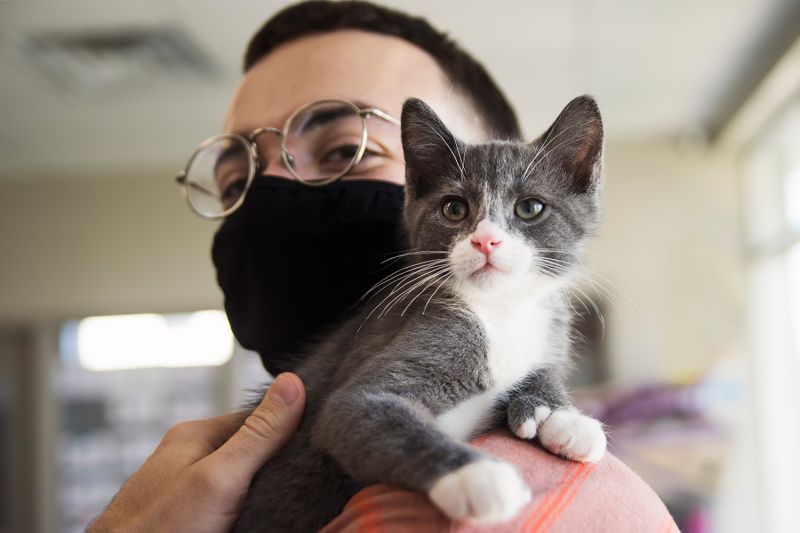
[234,95,607,532]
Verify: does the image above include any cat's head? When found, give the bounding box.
[400,95,604,301]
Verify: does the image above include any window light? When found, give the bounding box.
[790,243,800,358]
[786,167,800,231]
[75,310,233,371]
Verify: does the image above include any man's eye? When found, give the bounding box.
[221,177,247,207]
[320,144,360,164]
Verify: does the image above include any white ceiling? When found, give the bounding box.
[0,0,793,181]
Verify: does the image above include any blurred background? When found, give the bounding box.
[0,1,798,531]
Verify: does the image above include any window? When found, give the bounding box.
[56,311,242,532]
[742,96,800,533]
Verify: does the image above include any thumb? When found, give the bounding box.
[206,373,305,476]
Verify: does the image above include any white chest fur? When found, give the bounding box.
[475,297,554,385]
[436,294,555,440]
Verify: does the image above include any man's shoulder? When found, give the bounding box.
[322,430,678,533]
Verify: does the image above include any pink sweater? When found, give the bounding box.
[322,429,678,532]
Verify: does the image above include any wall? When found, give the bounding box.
[0,170,221,322]
[590,140,747,383]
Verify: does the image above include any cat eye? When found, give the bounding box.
[442,198,469,222]
[515,198,545,220]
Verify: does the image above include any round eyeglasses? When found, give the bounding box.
[175,99,401,218]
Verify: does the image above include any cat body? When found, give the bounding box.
[234,96,607,532]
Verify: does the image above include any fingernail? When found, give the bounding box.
[270,373,299,406]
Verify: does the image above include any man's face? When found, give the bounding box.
[224,30,484,185]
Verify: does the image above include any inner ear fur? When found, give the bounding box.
[532,95,604,193]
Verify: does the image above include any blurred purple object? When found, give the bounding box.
[594,382,703,425]
[684,504,711,533]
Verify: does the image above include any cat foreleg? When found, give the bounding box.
[313,389,531,523]
[507,370,606,463]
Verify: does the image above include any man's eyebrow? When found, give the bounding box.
[213,144,248,176]
[352,100,375,111]
[294,103,361,134]
[229,101,383,137]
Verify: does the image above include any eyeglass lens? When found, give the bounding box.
[185,135,251,217]
[183,101,366,217]
[283,101,365,184]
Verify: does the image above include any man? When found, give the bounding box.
[90,2,676,531]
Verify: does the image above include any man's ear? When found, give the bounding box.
[531,95,604,194]
[401,98,464,198]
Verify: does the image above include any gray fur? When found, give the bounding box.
[233,95,604,532]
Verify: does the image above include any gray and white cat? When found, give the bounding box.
[234,95,607,531]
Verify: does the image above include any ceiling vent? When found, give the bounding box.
[11,26,218,94]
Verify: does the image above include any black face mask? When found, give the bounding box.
[212,176,407,376]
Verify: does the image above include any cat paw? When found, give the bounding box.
[537,408,606,463]
[428,459,531,523]
[511,405,553,440]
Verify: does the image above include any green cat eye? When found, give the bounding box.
[442,198,469,222]
[515,198,545,220]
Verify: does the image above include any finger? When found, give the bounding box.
[203,373,305,476]
[156,412,250,461]
[195,411,250,449]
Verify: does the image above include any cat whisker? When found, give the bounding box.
[562,287,591,319]
[534,258,573,277]
[544,265,621,311]
[564,292,581,317]
[358,265,451,331]
[579,278,618,308]
[534,249,636,310]
[386,263,450,296]
[538,248,617,269]
[381,265,451,317]
[376,277,436,321]
[356,268,448,324]
[565,284,606,342]
[537,258,611,297]
[359,259,450,301]
[422,273,454,316]
[401,269,452,316]
[372,263,449,295]
[582,271,635,310]
[379,257,449,278]
[374,247,417,257]
[381,266,451,318]
[380,250,448,265]
[535,257,573,268]
[374,248,425,263]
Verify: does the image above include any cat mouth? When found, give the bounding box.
[469,261,507,278]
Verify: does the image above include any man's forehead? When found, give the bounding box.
[223,30,484,141]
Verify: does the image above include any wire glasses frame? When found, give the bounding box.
[175,99,400,219]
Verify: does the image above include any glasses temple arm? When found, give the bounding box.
[175,172,221,200]
[361,108,401,126]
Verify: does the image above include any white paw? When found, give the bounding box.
[537,408,606,463]
[512,405,553,440]
[428,459,531,523]
[514,418,539,439]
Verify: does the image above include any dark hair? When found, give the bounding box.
[244,0,521,139]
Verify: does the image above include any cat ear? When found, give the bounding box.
[533,95,604,194]
[401,98,463,197]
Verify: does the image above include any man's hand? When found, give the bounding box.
[88,372,305,533]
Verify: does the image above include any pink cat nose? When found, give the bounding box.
[471,235,502,255]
